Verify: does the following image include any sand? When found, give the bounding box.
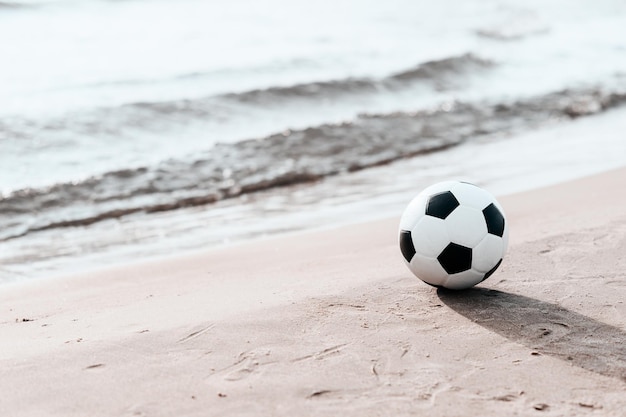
[1,168,625,416]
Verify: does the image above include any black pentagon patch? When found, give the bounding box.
[437,243,472,274]
[399,230,416,263]
[481,259,503,282]
[482,203,505,237]
[426,191,459,219]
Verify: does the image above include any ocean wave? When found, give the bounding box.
[388,54,492,81]
[0,53,493,139]
[2,87,625,242]
[120,54,491,116]
[220,53,492,104]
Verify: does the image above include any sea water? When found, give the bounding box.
[1,0,626,282]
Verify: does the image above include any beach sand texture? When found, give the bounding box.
[1,168,625,416]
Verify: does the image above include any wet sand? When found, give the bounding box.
[1,168,625,416]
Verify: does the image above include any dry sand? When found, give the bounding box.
[1,168,625,416]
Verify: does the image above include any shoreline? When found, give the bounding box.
[1,168,625,416]
[4,102,626,284]
[4,99,626,284]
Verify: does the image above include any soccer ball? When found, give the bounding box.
[399,181,508,290]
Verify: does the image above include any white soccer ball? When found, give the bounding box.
[399,181,508,290]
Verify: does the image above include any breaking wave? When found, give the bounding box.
[2,86,625,241]
[0,54,493,139]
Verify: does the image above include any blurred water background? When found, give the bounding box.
[1,0,626,282]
